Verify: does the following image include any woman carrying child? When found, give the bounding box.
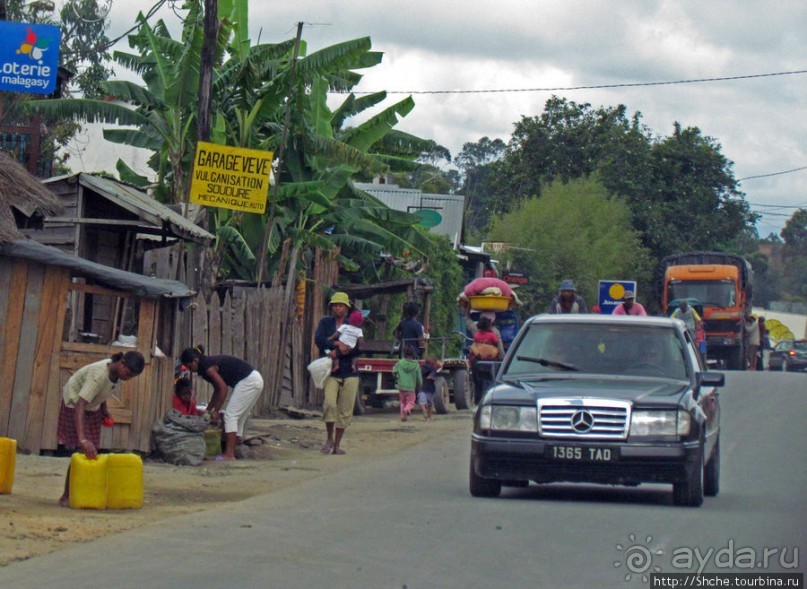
[314,292,363,455]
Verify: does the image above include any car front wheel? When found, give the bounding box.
[673,446,704,507]
[469,458,501,498]
[704,437,720,497]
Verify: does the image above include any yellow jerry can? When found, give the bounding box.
[69,453,108,510]
[106,453,144,509]
[0,437,17,494]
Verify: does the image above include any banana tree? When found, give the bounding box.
[29,0,437,284]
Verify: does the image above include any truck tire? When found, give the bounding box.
[726,345,745,370]
[452,369,471,410]
[432,376,450,414]
[353,390,366,416]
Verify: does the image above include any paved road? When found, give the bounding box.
[1,372,804,589]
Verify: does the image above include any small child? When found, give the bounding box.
[327,310,364,372]
[418,355,443,421]
[172,376,199,416]
[393,345,423,422]
[470,315,500,361]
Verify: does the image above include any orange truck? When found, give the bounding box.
[659,252,753,370]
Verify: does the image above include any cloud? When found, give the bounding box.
[93,0,807,234]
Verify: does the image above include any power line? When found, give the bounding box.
[749,202,807,209]
[343,69,807,95]
[738,166,807,181]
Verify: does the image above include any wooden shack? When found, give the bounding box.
[0,239,195,454]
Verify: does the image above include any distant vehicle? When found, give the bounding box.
[470,314,724,507]
[768,340,807,372]
[659,251,753,370]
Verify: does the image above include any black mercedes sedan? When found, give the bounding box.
[470,314,723,507]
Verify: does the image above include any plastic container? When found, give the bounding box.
[69,453,108,510]
[106,453,144,509]
[0,437,16,494]
[469,295,510,312]
[204,429,222,457]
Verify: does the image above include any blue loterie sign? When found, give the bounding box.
[598,280,637,315]
[0,21,61,95]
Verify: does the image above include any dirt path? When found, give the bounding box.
[1,409,472,567]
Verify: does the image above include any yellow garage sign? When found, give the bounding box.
[189,141,274,214]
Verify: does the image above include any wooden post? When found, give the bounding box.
[255,22,304,285]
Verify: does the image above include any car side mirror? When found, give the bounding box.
[693,372,723,401]
[698,372,724,388]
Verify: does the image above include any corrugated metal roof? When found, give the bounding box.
[1,238,195,300]
[353,182,465,242]
[43,173,214,244]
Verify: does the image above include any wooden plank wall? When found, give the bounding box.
[0,255,180,454]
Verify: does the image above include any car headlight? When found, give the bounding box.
[478,406,538,432]
[630,410,691,436]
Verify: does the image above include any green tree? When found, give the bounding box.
[487,177,653,316]
[487,97,756,262]
[28,0,434,285]
[781,208,807,300]
[3,0,114,174]
[455,136,506,236]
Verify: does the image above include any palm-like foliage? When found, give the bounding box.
[29,0,437,282]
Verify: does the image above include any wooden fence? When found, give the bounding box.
[183,247,340,414]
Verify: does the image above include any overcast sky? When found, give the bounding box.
[92,1,807,237]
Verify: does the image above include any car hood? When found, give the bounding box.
[489,375,690,406]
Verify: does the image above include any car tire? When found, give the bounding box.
[673,445,704,507]
[432,376,450,415]
[704,437,720,497]
[469,458,501,498]
[452,369,471,410]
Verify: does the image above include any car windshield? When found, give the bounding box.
[794,342,807,352]
[504,322,689,380]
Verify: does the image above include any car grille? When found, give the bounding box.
[538,398,631,440]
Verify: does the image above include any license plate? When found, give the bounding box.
[547,445,616,462]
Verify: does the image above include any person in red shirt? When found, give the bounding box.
[172,377,199,416]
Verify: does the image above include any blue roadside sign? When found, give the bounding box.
[598,280,637,315]
[0,21,61,95]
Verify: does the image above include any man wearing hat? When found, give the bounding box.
[612,290,647,316]
[314,292,362,455]
[548,279,589,314]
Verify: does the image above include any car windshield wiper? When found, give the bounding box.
[516,355,579,371]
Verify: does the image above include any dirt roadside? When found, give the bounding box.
[1,408,473,567]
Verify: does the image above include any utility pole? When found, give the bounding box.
[197,0,217,143]
[255,22,304,285]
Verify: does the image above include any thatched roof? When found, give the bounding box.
[0,151,64,243]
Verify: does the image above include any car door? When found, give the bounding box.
[769,342,788,371]
[685,330,719,453]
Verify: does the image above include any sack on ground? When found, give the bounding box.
[307,356,333,389]
[152,409,207,466]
